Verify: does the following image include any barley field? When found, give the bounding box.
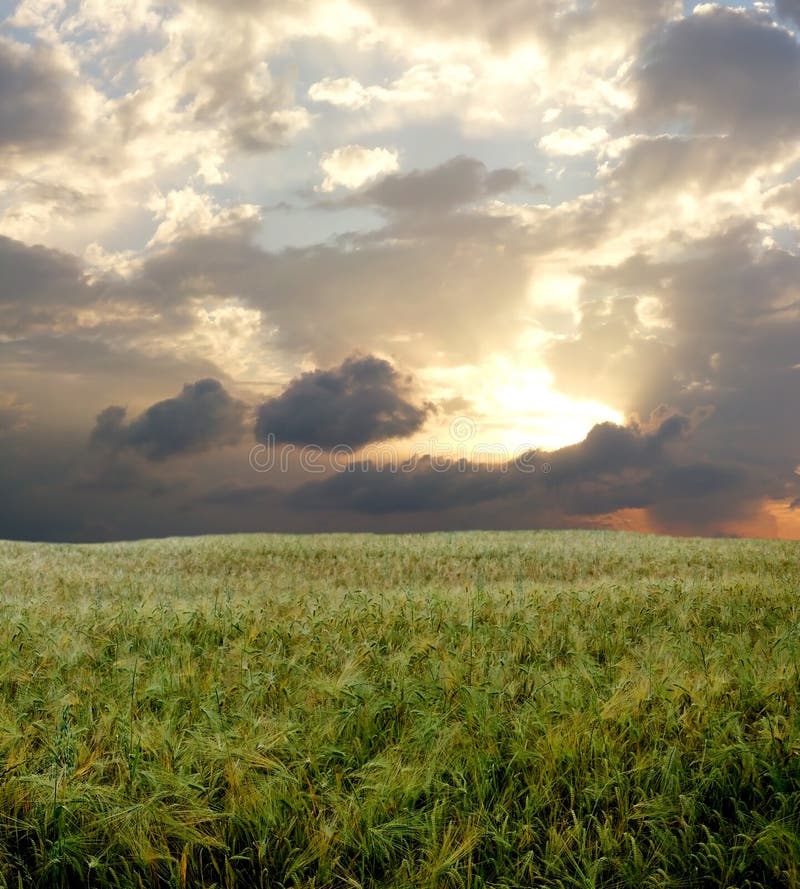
[1,531,799,888]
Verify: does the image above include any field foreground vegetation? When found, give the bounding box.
[1,530,800,888]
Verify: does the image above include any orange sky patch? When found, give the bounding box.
[601,500,800,541]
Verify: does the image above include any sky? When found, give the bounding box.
[1,0,800,541]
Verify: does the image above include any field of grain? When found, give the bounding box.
[1,531,799,887]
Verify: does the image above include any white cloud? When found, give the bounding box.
[308,76,373,109]
[146,188,261,247]
[83,243,143,281]
[318,144,400,192]
[539,125,609,156]
[6,0,67,32]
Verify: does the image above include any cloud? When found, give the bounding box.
[630,6,800,139]
[133,0,679,56]
[111,11,312,157]
[348,0,559,45]
[318,145,400,192]
[0,234,96,334]
[357,155,526,213]
[539,126,608,156]
[0,394,30,437]
[142,227,530,366]
[0,149,534,407]
[290,457,518,515]
[308,76,372,109]
[604,134,756,196]
[255,354,431,449]
[765,177,800,220]
[0,179,105,243]
[187,57,310,153]
[545,222,800,517]
[0,2,313,255]
[91,378,247,460]
[539,413,746,522]
[0,227,263,407]
[146,187,261,247]
[3,1,800,542]
[170,0,559,46]
[141,171,532,364]
[0,36,82,153]
[296,1,680,138]
[775,0,800,27]
[0,233,234,410]
[286,409,742,531]
[600,5,800,205]
[347,0,679,50]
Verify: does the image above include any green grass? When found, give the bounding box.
[1,530,800,888]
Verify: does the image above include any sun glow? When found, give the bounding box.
[475,364,624,453]
[421,353,624,457]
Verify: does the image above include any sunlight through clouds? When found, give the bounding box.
[0,0,798,539]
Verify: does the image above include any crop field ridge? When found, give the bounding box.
[0,530,799,888]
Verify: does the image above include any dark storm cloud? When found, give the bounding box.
[546,222,800,522]
[0,37,80,152]
[91,379,248,461]
[256,355,430,449]
[603,7,800,198]
[535,410,755,525]
[775,0,800,27]
[545,412,689,482]
[290,458,518,515]
[0,396,773,542]
[287,410,740,526]
[631,7,800,137]
[0,423,268,542]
